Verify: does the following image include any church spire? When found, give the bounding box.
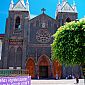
[9,0,14,10]
[57,0,61,12]
[62,0,67,6]
[20,0,24,2]
[72,0,77,12]
[58,0,60,5]
[20,0,25,6]
[55,0,61,18]
[26,0,29,11]
[62,0,67,2]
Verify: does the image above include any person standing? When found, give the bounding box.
[56,73,58,80]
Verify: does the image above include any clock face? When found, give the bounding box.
[36,29,51,43]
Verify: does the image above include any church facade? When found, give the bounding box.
[0,0,83,78]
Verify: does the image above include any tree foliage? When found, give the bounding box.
[51,18,85,66]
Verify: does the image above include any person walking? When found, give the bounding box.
[75,76,79,84]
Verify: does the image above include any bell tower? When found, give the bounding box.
[56,0,78,28]
[8,0,30,36]
[2,0,30,69]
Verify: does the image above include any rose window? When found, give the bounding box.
[36,29,51,43]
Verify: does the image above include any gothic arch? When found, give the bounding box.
[8,47,15,67]
[38,54,51,78]
[38,54,50,66]
[15,16,20,29]
[16,47,22,67]
[26,57,35,78]
[66,17,71,22]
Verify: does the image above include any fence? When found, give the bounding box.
[0,69,28,77]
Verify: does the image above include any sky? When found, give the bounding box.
[0,0,85,34]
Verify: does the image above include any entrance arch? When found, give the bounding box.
[26,58,35,78]
[38,54,50,78]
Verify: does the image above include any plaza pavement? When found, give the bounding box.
[31,79,85,85]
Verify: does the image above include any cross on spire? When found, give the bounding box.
[41,8,46,14]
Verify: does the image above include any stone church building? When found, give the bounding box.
[0,0,83,78]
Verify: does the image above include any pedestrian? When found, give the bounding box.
[37,74,39,79]
[75,76,79,84]
[56,73,58,80]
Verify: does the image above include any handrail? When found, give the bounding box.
[0,69,29,77]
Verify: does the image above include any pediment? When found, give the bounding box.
[29,13,57,23]
[62,2,74,12]
[12,1,27,11]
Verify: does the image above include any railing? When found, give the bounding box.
[0,69,29,77]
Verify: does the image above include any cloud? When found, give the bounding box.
[30,14,37,19]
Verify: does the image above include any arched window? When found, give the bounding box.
[16,47,22,67]
[36,20,39,27]
[8,47,15,67]
[48,21,51,27]
[66,17,71,22]
[15,16,20,29]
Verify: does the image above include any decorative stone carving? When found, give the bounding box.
[41,23,46,28]
[36,29,51,43]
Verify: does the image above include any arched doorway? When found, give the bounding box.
[38,54,50,78]
[26,58,35,78]
[53,60,62,79]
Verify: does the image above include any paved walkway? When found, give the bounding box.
[31,79,85,85]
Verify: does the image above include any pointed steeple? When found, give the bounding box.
[72,0,77,12]
[20,0,24,2]
[9,0,14,10]
[62,0,67,6]
[62,0,67,3]
[20,0,25,6]
[58,0,60,5]
[55,0,61,18]
[57,0,61,12]
[26,0,29,11]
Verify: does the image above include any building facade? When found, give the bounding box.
[0,0,83,78]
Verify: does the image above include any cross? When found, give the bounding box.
[41,8,46,14]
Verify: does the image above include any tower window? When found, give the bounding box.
[66,17,71,22]
[15,16,21,29]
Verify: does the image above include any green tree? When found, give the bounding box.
[51,18,85,66]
